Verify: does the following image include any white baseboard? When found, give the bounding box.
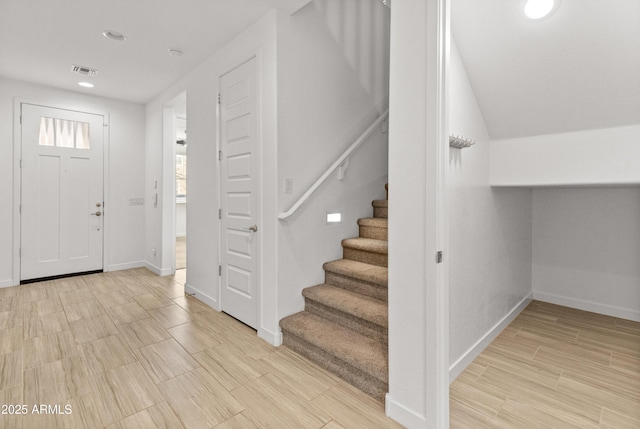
[144,262,162,275]
[533,291,640,322]
[259,326,282,347]
[449,293,533,383]
[144,262,173,277]
[385,394,425,429]
[0,279,16,288]
[184,283,219,311]
[158,267,174,276]
[106,261,145,272]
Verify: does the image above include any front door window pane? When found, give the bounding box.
[39,117,90,149]
[75,121,90,149]
[38,117,55,146]
[56,119,74,148]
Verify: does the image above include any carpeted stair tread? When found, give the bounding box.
[342,238,388,267]
[372,200,388,219]
[323,259,387,287]
[342,238,387,254]
[357,217,388,240]
[303,284,387,328]
[357,217,388,228]
[280,312,388,383]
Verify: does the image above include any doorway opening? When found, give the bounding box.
[162,91,187,286]
[175,116,187,274]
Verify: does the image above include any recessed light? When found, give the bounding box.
[168,49,183,57]
[103,30,127,41]
[78,82,94,88]
[524,0,557,20]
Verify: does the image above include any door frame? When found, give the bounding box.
[12,99,110,286]
[217,54,261,331]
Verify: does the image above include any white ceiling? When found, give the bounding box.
[0,0,308,104]
[452,0,640,139]
[1,1,637,140]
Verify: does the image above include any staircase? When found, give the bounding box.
[279,186,389,401]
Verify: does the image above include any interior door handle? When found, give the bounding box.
[244,224,258,232]
[90,211,102,216]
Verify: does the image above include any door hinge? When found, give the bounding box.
[436,251,443,264]
[19,115,22,125]
[218,208,222,219]
[19,159,22,168]
[218,265,222,276]
[218,150,222,161]
[218,93,221,104]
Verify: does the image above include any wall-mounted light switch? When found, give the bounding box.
[129,197,144,206]
[284,178,293,194]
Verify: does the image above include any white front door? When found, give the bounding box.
[21,104,105,281]
[219,57,259,329]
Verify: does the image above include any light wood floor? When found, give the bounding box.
[0,268,403,429]
[450,300,640,429]
[176,237,186,270]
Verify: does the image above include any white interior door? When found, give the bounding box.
[21,104,104,281]
[219,57,259,329]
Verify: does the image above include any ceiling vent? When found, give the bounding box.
[70,64,98,77]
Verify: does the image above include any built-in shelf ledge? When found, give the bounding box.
[490,125,640,187]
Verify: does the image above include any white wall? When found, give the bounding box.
[276,0,390,319]
[491,125,640,187]
[448,40,533,379]
[532,187,640,321]
[0,77,146,286]
[176,204,187,237]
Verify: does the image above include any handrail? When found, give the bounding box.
[279,108,389,221]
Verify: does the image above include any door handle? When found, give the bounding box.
[91,211,102,217]
[244,224,258,232]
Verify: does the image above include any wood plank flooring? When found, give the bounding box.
[450,300,640,429]
[0,268,402,428]
[176,237,186,270]
[4,269,638,428]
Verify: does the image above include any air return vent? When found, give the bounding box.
[70,64,99,76]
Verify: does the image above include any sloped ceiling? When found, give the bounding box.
[452,0,640,139]
[0,0,310,104]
